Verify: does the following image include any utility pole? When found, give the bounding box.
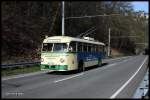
[108,28,111,57]
[62,1,65,36]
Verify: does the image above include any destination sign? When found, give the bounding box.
[47,39,61,42]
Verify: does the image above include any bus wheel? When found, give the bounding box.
[78,60,84,72]
[98,59,102,66]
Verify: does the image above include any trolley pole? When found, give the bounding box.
[108,28,111,57]
[62,1,65,36]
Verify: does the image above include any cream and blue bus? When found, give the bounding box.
[41,36,106,72]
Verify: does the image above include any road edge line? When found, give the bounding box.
[54,73,84,83]
[110,56,148,99]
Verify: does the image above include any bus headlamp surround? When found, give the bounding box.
[41,58,44,62]
[60,58,65,63]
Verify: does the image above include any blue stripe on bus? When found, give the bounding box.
[77,52,105,61]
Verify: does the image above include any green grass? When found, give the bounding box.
[2,65,40,77]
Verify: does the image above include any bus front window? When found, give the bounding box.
[53,43,68,52]
[42,43,53,51]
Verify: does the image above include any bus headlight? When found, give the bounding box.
[60,58,65,63]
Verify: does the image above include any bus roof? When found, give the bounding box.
[43,36,105,46]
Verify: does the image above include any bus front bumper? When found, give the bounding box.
[41,64,68,70]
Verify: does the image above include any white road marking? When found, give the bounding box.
[107,63,117,66]
[110,56,148,99]
[102,63,117,69]
[103,57,134,70]
[106,56,131,61]
[103,56,133,64]
[54,73,84,83]
[2,71,51,81]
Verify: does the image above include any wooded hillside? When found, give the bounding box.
[2,1,148,63]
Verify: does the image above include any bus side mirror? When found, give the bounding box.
[69,47,73,51]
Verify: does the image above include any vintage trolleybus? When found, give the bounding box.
[41,36,106,72]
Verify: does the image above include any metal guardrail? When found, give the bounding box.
[1,61,40,68]
[133,68,149,98]
[1,56,132,69]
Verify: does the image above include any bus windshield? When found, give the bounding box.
[42,43,53,51]
[53,43,67,52]
[42,43,68,52]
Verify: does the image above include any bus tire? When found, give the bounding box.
[78,60,84,72]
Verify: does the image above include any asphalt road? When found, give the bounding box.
[2,55,148,98]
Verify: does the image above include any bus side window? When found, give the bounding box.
[91,44,94,52]
[95,45,96,52]
[92,45,94,52]
[78,42,82,52]
[96,45,98,52]
[94,45,96,52]
[99,45,102,52]
[83,43,87,52]
[97,45,99,52]
[88,44,92,52]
